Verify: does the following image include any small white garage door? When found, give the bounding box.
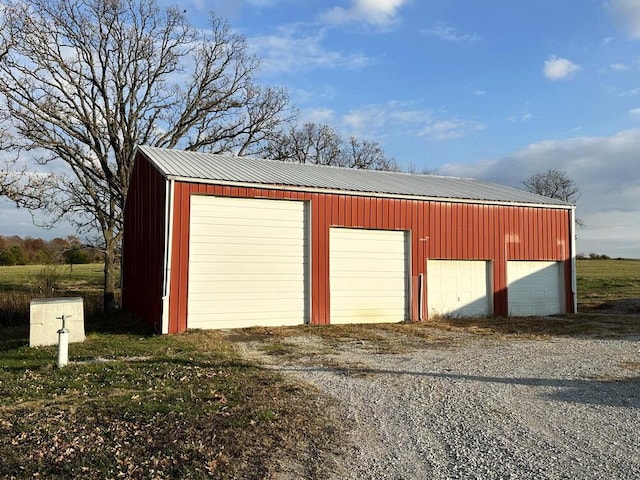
[330,228,408,324]
[187,196,308,329]
[427,260,492,318]
[507,261,564,316]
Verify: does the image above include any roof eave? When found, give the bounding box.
[165,174,573,210]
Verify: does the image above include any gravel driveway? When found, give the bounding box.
[237,330,640,479]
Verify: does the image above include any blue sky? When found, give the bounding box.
[207,0,640,258]
[2,0,640,258]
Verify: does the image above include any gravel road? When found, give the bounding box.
[249,334,640,479]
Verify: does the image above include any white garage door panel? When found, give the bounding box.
[330,228,408,324]
[508,261,564,316]
[189,311,302,324]
[191,237,303,249]
[187,196,308,329]
[190,262,303,276]
[427,260,492,318]
[188,298,303,314]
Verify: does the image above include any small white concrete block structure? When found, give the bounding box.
[29,297,85,347]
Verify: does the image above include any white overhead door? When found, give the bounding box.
[507,261,564,316]
[427,260,492,318]
[187,196,308,329]
[330,228,408,324]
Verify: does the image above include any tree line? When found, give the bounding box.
[0,235,102,266]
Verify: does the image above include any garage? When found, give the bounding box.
[187,195,308,329]
[123,146,577,332]
[507,261,564,316]
[329,228,409,324]
[427,260,492,318]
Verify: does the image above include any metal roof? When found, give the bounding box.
[137,146,571,207]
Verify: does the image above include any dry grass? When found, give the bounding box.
[0,264,108,327]
[225,314,640,369]
[0,326,346,479]
[427,314,640,339]
[227,324,414,363]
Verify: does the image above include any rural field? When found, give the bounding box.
[0,259,638,478]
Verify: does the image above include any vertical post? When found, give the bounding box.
[57,314,70,368]
[418,273,424,321]
[570,207,578,313]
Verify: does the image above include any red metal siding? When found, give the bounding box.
[161,185,575,332]
[122,153,166,330]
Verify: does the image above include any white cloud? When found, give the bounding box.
[543,55,581,80]
[320,0,409,26]
[336,101,484,143]
[337,101,425,138]
[249,25,374,74]
[629,107,640,118]
[610,62,631,71]
[508,111,533,123]
[342,106,388,136]
[473,90,487,96]
[438,129,640,258]
[608,0,640,39]
[300,108,335,124]
[185,0,282,14]
[0,198,77,240]
[620,87,640,96]
[421,22,480,43]
[418,118,486,141]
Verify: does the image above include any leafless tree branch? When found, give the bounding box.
[0,0,290,309]
[263,123,400,171]
[522,168,584,227]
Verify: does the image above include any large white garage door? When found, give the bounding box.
[507,261,564,316]
[187,196,308,329]
[427,260,492,318]
[330,228,408,324]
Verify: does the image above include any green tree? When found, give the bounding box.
[0,249,16,266]
[6,245,27,265]
[63,247,90,266]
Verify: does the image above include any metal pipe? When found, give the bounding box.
[418,273,424,321]
[56,314,70,368]
[161,178,176,334]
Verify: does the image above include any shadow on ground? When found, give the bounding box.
[278,364,640,408]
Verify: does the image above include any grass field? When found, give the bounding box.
[0,263,107,293]
[576,259,640,311]
[0,259,638,478]
[0,264,113,327]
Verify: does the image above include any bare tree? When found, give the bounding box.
[522,169,579,203]
[265,123,343,166]
[405,161,438,175]
[0,166,18,199]
[0,0,290,310]
[264,123,400,171]
[523,168,583,226]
